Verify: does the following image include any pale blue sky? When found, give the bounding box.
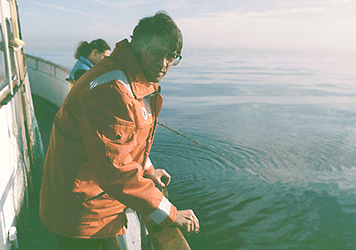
[18,0,356,52]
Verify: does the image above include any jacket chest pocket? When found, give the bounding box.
[112,122,135,144]
[99,120,136,166]
[100,119,135,144]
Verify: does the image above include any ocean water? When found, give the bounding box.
[29,48,356,250]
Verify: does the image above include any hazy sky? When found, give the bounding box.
[18,0,356,52]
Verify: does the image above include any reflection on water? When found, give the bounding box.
[150,49,356,249]
[152,128,356,249]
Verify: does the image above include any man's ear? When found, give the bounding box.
[130,39,137,50]
[130,39,141,56]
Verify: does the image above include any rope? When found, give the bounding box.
[158,122,270,183]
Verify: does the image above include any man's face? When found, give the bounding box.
[137,35,178,83]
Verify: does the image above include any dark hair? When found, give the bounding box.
[74,39,111,59]
[131,11,183,54]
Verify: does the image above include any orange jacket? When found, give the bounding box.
[40,39,177,238]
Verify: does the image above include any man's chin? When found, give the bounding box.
[147,74,164,83]
[144,67,165,83]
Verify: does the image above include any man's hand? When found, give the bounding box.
[173,209,200,234]
[145,169,171,189]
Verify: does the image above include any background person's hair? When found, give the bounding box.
[74,39,111,59]
[132,11,183,54]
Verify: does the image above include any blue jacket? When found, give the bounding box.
[69,56,93,81]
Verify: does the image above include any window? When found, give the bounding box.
[6,19,17,82]
[0,25,6,91]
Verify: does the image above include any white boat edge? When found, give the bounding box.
[1,0,45,249]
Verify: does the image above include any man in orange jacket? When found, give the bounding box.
[40,11,199,250]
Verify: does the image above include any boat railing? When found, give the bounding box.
[25,54,70,107]
[25,54,70,79]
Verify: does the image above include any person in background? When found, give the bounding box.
[40,11,199,250]
[68,39,111,85]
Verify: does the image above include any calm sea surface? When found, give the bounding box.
[30,48,356,249]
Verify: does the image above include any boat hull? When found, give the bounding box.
[0,1,44,249]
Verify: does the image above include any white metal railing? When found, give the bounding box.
[25,54,70,107]
[25,54,70,80]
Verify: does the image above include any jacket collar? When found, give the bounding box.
[110,39,156,99]
[79,56,93,68]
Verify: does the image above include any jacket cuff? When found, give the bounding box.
[147,196,177,229]
[144,158,155,175]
